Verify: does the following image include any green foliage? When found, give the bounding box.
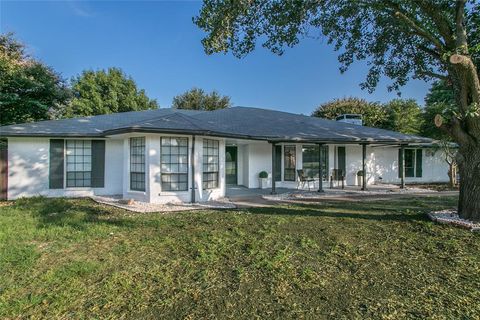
[65,68,158,118]
[383,99,423,135]
[258,171,268,178]
[1,196,479,318]
[172,87,232,110]
[195,1,469,93]
[422,81,456,140]
[0,33,70,125]
[311,97,387,128]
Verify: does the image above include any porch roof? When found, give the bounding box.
[0,106,432,144]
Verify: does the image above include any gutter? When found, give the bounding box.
[1,128,432,145]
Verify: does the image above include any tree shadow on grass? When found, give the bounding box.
[14,197,137,231]
[244,196,457,223]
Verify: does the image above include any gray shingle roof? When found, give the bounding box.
[0,106,432,144]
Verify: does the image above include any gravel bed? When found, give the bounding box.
[428,209,480,232]
[91,195,236,213]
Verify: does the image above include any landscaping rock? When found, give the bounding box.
[91,195,236,213]
[428,209,480,232]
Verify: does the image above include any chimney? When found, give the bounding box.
[336,114,363,126]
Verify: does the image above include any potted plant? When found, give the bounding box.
[357,170,364,186]
[258,171,269,189]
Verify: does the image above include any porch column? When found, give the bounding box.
[317,143,324,193]
[361,143,367,191]
[400,145,405,189]
[271,142,277,195]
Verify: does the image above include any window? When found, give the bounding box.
[161,137,188,191]
[130,137,145,191]
[302,145,329,181]
[203,139,219,189]
[401,149,423,178]
[66,140,91,187]
[284,145,296,181]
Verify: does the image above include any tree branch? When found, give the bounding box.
[437,116,473,146]
[414,0,455,49]
[450,54,480,103]
[417,71,449,81]
[391,9,444,51]
[455,0,468,53]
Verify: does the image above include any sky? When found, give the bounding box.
[1,0,432,114]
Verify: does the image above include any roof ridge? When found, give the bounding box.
[167,112,205,131]
[110,110,181,129]
[117,111,205,132]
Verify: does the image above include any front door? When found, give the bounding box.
[225,146,238,185]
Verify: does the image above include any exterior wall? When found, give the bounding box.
[238,143,450,189]
[7,137,123,200]
[6,136,450,202]
[7,134,227,204]
[245,142,272,188]
[372,147,449,184]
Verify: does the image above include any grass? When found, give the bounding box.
[0,196,479,319]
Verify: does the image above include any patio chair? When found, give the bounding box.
[297,169,316,191]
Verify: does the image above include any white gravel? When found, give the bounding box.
[428,209,480,232]
[91,195,236,213]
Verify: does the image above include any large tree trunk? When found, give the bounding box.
[447,47,480,221]
[457,145,480,221]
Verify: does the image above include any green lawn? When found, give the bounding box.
[1,196,479,319]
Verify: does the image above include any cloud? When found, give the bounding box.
[67,1,95,18]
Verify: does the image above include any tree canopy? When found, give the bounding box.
[65,68,158,117]
[422,81,456,140]
[383,99,423,135]
[0,33,70,126]
[311,97,387,128]
[172,88,232,110]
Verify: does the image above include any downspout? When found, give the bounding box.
[191,135,196,203]
[271,142,276,195]
[400,144,406,189]
[361,143,367,191]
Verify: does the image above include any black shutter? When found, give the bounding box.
[398,148,403,179]
[337,146,346,177]
[416,149,423,177]
[91,140,105,188]
[49,139,64,189]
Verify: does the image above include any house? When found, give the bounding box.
[0,107,450,203]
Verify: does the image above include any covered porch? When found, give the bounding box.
[224,139,411,195]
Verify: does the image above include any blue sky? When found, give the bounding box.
[1,1,431,114]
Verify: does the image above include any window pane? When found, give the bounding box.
[405,149,415,178]
[66,140,92,187]
[202,139,219,189]
[161,137,189,191]
[130,137,145,191]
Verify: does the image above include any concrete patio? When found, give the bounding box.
[226,184,458,208]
